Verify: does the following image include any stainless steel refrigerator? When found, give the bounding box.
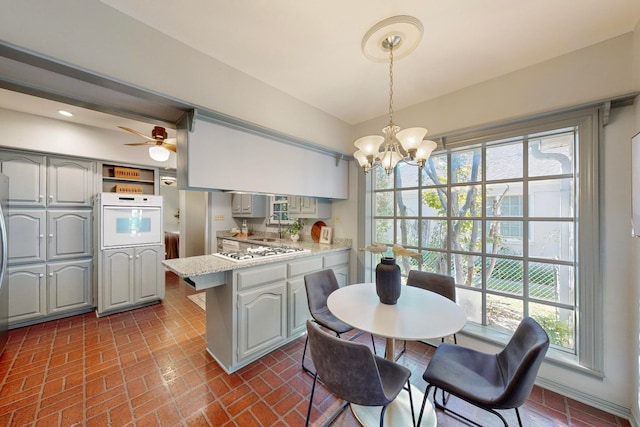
[0,173,8,356]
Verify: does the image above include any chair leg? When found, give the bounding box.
[431,385,511,427]
[515,407,523,427]
[371,334,377,355]
[305,373,318,427]
[406,380,416,427]
[417,384,433,426]
[301,335,314,374]
[379,405,388,427]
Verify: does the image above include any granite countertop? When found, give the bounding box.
[162,236,351,278]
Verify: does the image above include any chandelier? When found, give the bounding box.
[353,16,437,175]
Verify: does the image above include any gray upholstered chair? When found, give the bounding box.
[304,320,415,427]
[407,270,458,344]
[302,269,375,374]
[417,316,550,427]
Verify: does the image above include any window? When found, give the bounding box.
[269,195,294,224]
[368,108,601,372]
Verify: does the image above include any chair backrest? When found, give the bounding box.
[304,269,340,317]
[306,320,391,406]
[496,317,550,408]
[406,270,456,302]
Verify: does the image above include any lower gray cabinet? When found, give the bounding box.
[237,282,287,361]
[8,264,46,323]
[98,245,164,316]
[8,260,92,326]
[288,277,310,336]
[47,259,92,314]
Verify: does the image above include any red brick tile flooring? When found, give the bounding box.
[0,272,631,426]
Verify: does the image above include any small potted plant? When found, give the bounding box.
[287,219,304,241]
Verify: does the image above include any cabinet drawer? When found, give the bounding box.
[237,264,286,291]
[323,251,350,269]
[287,256,323,278]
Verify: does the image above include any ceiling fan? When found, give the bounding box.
[118,125,177,152]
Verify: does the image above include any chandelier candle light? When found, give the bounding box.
[354,16,437,175]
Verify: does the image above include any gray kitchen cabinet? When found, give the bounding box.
[47,210,92,261]
[0,151,47,207]
[7,264,46,323]
[8,210,46,264]
[287,196,332,219]
[47,259,92,314]
[324,250,350,286]
[237,282,287,362]
[0,152,94,207]
[288,277,310,337]
[231,193,266,217]
[98,245,164,316]
[47,157,94,207]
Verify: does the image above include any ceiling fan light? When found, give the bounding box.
[149,146,170,162]
[396,127,428,152]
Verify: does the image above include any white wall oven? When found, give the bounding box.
[97,193,163,249]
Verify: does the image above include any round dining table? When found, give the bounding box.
[327,282,467,427]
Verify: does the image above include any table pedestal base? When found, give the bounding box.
[350,383,436,426]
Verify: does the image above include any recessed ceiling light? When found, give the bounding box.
[58,110,73,117]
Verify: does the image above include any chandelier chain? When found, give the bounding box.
[388,42,394,127]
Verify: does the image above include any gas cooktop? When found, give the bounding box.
[212,245,311,262]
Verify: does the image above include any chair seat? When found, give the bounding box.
[375,356,411,402]
[313,307,354,334]
[423,343,509,408]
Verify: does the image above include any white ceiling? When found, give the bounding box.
[101,0,640,125]
[1,0,640,132]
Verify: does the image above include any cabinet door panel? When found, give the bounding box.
[47,211,92,260]
[288,277,310,336]
[101,248,134,312]
[8,265,46,324]
[48,157,94,207]
[237,282,286,361]
[47,260,92,314]
[8,210,46,264]
[0,152,46,207]
[135,246,164,302]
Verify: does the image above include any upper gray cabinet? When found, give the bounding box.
[0,152,94,207]
[232,193,266,218]
[179,116,348,199]
[287,196,332,219]
[0,152,47,207]
[47,157,94,207]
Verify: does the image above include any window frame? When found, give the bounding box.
[364,107,602,375]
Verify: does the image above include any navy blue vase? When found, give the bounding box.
[376,257,401,305]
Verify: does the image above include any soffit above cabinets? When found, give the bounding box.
[0,42,191,127]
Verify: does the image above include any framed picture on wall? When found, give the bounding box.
[319,226,333,244]
[632,132,640,237]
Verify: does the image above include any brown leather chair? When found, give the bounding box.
[417,316,550,427]
[301,269,376,374]
[304,320,415,427]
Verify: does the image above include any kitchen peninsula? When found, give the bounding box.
[163,238,351,373]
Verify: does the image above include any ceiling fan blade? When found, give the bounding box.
[164,138,177,145]
[118,126,156,141]
[163,143,177,152]
[125,142,154,146]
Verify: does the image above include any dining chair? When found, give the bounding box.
[301,269,376,374]
[396,270,458,360]
[304,320,415,427]
[417,316,550,427]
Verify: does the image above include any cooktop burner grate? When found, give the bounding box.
[212,246,310,262]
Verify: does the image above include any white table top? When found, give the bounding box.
[327,282,466,341]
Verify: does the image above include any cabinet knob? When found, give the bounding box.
[129,256,133,259]
[39,274,44,278]
[39,234,44,238]
[49,195,53,199]
[136,255,140,259]
[49,273,53,277]
[38,195,43,200]
[48,234,54,238]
